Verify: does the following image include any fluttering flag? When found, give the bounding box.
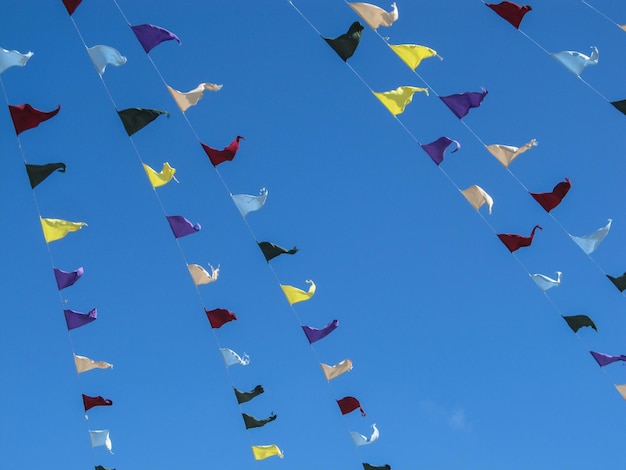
[234,385,264,404]
[188,264,219,285]
[131,24,181,53]
[64,308,97,331]
[302,320,339,344]
[530,272,561,292]
[363,464,391,470]
[89,430,113,452]
[251,445,284,460]
[590,351,626,367]
[167,83,222,112]
[220,348,250,367]
[562,315,597,333]
[485,2,532,29]
[95,466,114,470]
[281,279,316,305]
[231,188,268,217]
[62,0,82,15]
[324,22,364,62]
[389,44,439,70]
[25,163,66,188]
[143,162,176,188]
[348,2,398,30]
[611,100,626,116]
[419,136,460,166]
[486,139,537,167]
[9,104,60,135]
[83,394,113,412]
[205,308,237,329]
[40,217,87,243]
[372,86,428,116]
[351,424,379,446]
[615,385,626,400]
[569,219,611,254]
[258,241,298,262]
[321,359,353,381]
[606,273,626,292]
[117,108,169,136]
[87,45,127,75]
[74,354,113,374]
[461,185,493,214]
[551,47,599,77]
[337,396,366,416]
[439,88,488,119]
[0,48,33,74]
[166,215,201,238]
[54,266,84,290]
[201,136,244,166]
[242,413,277,429]
[497,225,542,252]
[529,178,571,212]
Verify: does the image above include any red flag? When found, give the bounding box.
[205,308,237,329]
[200,136,244,166]
[62,0,82,15]
[9,104,60,135]
[529,178,571,212]
[337,396,366,416]
[486,1,532,29]
[82,394,113,412]
[497,225,542,252]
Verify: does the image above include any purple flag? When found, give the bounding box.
[590,351,626,367]
[439,88,488,119]
[54,267,84,290]
[302,319,339,344]
[131,24,181,53]
[166,215,201,238]
[419,136,460,165]
[64,308,97,331]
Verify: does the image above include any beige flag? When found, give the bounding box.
[615,384,626,399]
[348,2,398,30]
[486,139,537,167]
[321,359,353,381]
[187,264,219,285]
[74,354,113,374]
[167,83,222,112]
[461,185,493,214]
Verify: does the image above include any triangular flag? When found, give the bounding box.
[420,136,460,166]
[258,241,298,262]
[486,139,537,167]
[529,178,571,212]
[89,430,112,452]
[201,136,244,166]
[25,163,66,188]
[337,396,366,416]
[530,272,561,292]
[9,104,60,135]
[590,351,626,367]
[220,348,250,367]
[351,424,379,446]
[363,464,391,470]
[551,47,599,77]
[485,1,532,29]
[234,385,264,404]
[188,264,219,285]
[74,354,113,374]
[321,359,353,381]
[606,272,626,292]
[166,215,201,238]
[143,162,176,188]
[562,315,597,333]
[389,44,438,70]
[461,185,493,214]
[62,0,82,15]
[131,24,181,53]
[64,308,97,331]
[439,88,487,119]
[40,217,87,243]
[231,188,268,217]
[615,385,626,400]
[242,413,277,429]
[95,466,114,470]
[167,83,222,112]
[83,394,113,412]
[54,266,84,290]
[497,225,542,252]
[302,320,339,344]
[87,45,127,75]
[348,2,398,30]
[372,86,428,116]
[117,108,169,136]
[281,279,316,305]
[252,445,284,460]
[324,22,364,62]
[611,100,626,115]
[0,48,33,74]
[569,219,611,254]
[205,308,237,329]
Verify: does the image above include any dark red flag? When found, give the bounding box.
[486,1,532,29]
[205,308,237,329]
[337,396,366,416]
[201,136,244,166]
[9,104,60,135]
[62,0,82,15]
[497,225,542,252]
[82,394,113,412]
[529,178,571,212]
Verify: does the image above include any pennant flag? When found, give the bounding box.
[117,108,169,136]
[485,2,532,29]
[616,385,626,400]
[461,185,493,214]
[420,136,460,166]
[611,100,626,115]
[167,83,222,112]
[348,2,398,30]
[372,86,428,116]
[205,308,237,329]
[95,466,114,470]
[201,136,244,166]
[606,272,626,292]
[220,348,250,367]
[9,104,60,135]
[242,413,277,429]
[54,266,84,290]
[143,162,176,188]
[83,394,113,412]
[64,308,97,331]
[569,219,611,254]
[590,351,626,367]
[389,43,438,70]
[324,22,364,62]
[281,279,316,305]
[551,47,599,77]
[530,272,561,292]
[439,88,488,119]
[497,225,542,252]
[87,45,127,75]
[89,430,112,452]
[351,424,379,446]
[131,24,181,53]
[258,241,298,262]
[562,315,597,333]
[363,465,391,470]
[74,354,113,374]
[252,445,284,460]
[321,359,353,381]
[234,385,264,404]
[166,215,201,238]
[338,396,366,416]
[0,48,33,74]
[40,217,87,243]
[486,139,538,167]
[25,163,66,189]
[231,188,268,217]
[62,0,82,15]
[188,264,219,285]
[529,178,571,212]
[302,319,339,344]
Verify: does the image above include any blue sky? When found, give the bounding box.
[2,0,626,469]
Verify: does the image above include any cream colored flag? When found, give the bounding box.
[74,354,113,374]
[348,2,398,30]
[621,25,626,32]
[251,444,284,460]
[281,280,316,305]
[321,359,353,381]
[0,47,33,74]
[167,83,222,112]
[461,185,493,214]
[187,263,219,285]
[486,139,537,167]
[372,86,428,116]
[615,384,626,399]
[40,217,87,243]
[389,44,439,70]
[143,162,176,188]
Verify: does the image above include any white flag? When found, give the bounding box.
[351,424,379,446]
[0,47,33,74]
[231,188,268,217]
[531,272,562,292]
[220,348,250,367]
[551,46,598,76]
[569,219,611,254]
[87,45,127,75]
[89,430,113,452]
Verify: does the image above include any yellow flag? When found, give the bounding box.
[280,280,316,305]
[143,162,176,188]
[252,445,283,460]
[321,359,353,381]
[389,44,437,70]
[40,217,87,243]
[74,354,113,374]
[372,86,428,116]
[461,185,493,214]
[486,139,537,167]
[167,83,222,112]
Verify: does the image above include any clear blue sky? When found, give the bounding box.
[2,1,626,469]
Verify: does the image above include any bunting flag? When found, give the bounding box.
[590,351,626,367]
[420,136,460,166]
[611,100,626,116]
[363,464,391,470]
[258,241,298,262]
[188,264,219,285]
[281,279,316,305]
[486,139,538,167]
[54,266,84,290]
[201,136,244,166]
[205,308,237,329]
[89,430,112,452]
[143,162,176,188]
[606,273,626,292]
[530,272,561,292]
[251,445,284,460]
[497,225,542,252]
[9,104,60,135]
[461,185,493,214]
[25,163,66,188]
[117,108,169,136]
[529,178,571,212]
[351,424,379,446]
[551,47,599,77]
[321,359,353,381]
[40,217,87,243]
[83,394,113,412]
[62,0,82,15]
[324,22,364,62]
[166,215,201,238]
[615,385,626,400]
[569,219,611,254]
[167,83,222,112]
[562,315,597,333]
[131,24,181,53]
[0,48,33,74]
[231,188,268,217]
[389,44,438,70]
[74,354,113,374]
[348,2,398,30]
[337,396,366,416]
[485,2,532,29]
[87,45,127,75]
[234,385,264,404]
[220,348,250,367]
[95,466,114,470]
[242,413,277,429]
[439,88,488,119]
[64,308,97,331]
[302,319,339,344]
[372,86,428,116]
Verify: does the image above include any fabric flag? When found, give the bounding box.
[258,241,298,262]
[167,83,222,112]
[131,24,181,53]
[0,48,33,74]
[348,2,398,30]
[9,104,60,135]
[569,219,611,254]
[302,320,339,344]
[486,139,537,167]
[220,348,250,367]
[89,430,112,452]
[87,45,127,75]
[606,273,626,292]
[25,163,66,189]
[205,308,237,329]
[461,185,493,214]
[439,88,488,119]
[337,396,366,416]
[234,385,264,404]
[324,22,364,62]
[389,44,439,70]
[530,272,561,292]
[281,279,316,305]
[372,86,428,116]
[62,0,82,15]
[251,445,283,460]
[562,315,597,333]
[95,466,114,470]
[117,108,169,136]
[54,266,84,290]
[611,100,626,116]
[64,308,97,331]
[321,359,353,381]
[590,351,626,367]
[83,394,113,412]
[188,264,219,286]
[242,413,277,429]
[201,136,244,166]
[231,188,268,217]
[363,465,391,470]
[74,354,113,374]
[166,215,201,238]
[529,178,571,212]
[143,162,176,188]
[497,225,542,252]
[420,136,460,166]
[40,217,87,243]
[351,424,379,446]
[615,385,626,400]
[485,2,532,29]
[551,47,598,77]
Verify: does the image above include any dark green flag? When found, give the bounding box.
[323,22,364,61]
[25,162,66,188]
[611,100,626,115]
[363,464,391,470]
[117,108,169,136]
[607,273,626,292]
[562,315,597,333]
[95,466,115,470]
[234,385,264,404]
[242,412,277,429]
[258,241,298,262]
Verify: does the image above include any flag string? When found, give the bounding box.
[580,0,625,31]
